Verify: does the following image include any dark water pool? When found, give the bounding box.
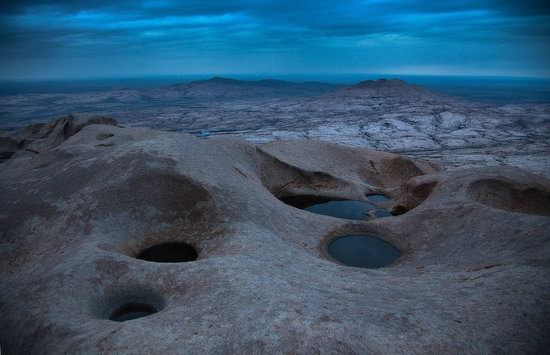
[136,242,198,263]
[374,209,393,218]
[303,200,374,220]
[280,195,393,220]
[110,303,158,322]
[366,194,390,202]
[328,234,401,268]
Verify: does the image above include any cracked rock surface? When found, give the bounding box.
[1,78,549,177]
[0,119,549,354]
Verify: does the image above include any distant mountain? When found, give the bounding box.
[350,78,410,89]
[330,78,453,102]
[151,77,456,103]
[152,76,342,99]
[186,76,340,89]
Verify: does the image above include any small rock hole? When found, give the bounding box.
[136,242,198,263]
[109,302,157,322]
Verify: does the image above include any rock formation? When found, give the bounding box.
[1,118,549,353]
[0,113,116,162]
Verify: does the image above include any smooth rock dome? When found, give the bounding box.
[0,118,548,354]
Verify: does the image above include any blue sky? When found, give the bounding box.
[0,0,549,80]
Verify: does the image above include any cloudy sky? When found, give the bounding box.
[1,0,549,80]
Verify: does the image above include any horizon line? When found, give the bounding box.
[1,72,550,83]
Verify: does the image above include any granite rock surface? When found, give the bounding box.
[0,119,549,354]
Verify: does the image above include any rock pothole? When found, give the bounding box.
[280,195,394,220]
[391,178,438,215]
[100,289,165,323]
[327,234,402,268]
[469,179,550,216]
[109,302,158,322]
[136,242,199,263]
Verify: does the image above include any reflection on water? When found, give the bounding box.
[328,234,401,268]
[281,195,393,220]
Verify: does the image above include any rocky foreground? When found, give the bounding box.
[0,116,549,353]
[1,78,549,177]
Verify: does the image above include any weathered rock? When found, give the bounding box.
[0,121,549,354]
[0,113,117,162]
[0,133,18,160]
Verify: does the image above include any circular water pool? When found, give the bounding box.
[328,234,401,268]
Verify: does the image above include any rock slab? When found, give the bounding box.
[1,119,549,354]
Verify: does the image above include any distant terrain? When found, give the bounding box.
[1,77,549,176]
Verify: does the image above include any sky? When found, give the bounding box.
[0,0,549,80]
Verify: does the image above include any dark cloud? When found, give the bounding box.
[2,0,549,17]
[0,0,548,79]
